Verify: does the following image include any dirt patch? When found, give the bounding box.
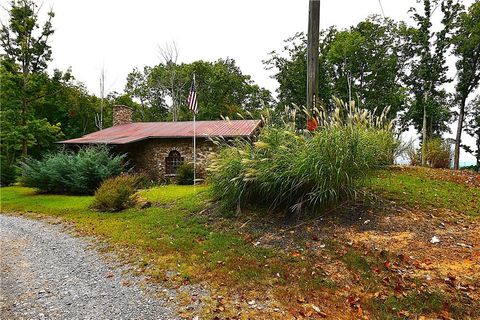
[355,231,415,251]
[202,193,480,319]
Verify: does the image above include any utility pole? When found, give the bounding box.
[307,0,320,113]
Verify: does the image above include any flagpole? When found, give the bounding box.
[193,74,196,188]
[193,112,196,187]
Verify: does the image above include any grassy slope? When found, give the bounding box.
[1,167,478,319]
[371,167,479,217]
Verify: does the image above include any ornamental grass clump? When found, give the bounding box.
[91,174,145,212]
[423,138,452,169]
[209,98,397,213]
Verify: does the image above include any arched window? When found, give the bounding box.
[165,150,184,175]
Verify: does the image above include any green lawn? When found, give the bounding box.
[0,183,344,317]
[0,184,287,317]
[0,185,273,281]
[1,167,478,318]
[370,167,480,217]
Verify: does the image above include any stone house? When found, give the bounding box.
[60,105,261,181]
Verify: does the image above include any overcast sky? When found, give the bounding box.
[1,0,477,164]
[45,0,414,94]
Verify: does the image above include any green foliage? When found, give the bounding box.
[464,96,480,168]
[424,138,452,168]
[0,59,64,161]
[265,1,466,141]
[41,77,106,140]
[0,52,111,164]
[176,163,195,185]
[264,17,412,118]
[91,174,142,212]
[0,0,57,158]
[327,17,412,118]
[461,165,479,172]
[404,0,462,137]
[20,146,127,195]
[0,1,113,178]
[0,156,18,186]
[0,0,54,73]
[208,144,249,210]
[125,58,272,121]
[452,1,480,168]
[264,32,311,110]
[453,1,480,104]
[209,99,397,213]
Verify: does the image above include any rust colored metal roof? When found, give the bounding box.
[59,120,262,145]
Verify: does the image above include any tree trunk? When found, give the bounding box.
[477,130,480,169]
[21,68,28,158]
[453,97,467,170]
[421,99,428,166]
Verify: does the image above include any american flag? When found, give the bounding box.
[187,76,198,114]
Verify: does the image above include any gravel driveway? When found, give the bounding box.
[0,215,178,320]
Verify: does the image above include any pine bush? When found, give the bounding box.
[21,146,127,194]
[0,157,18,186]
[176,163,195,185]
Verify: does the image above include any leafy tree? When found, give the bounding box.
[326,16,413,118]
[264,30,336,111]
[1,1,104,187]
[125,58,272,121]
[125,66,169,121]
[404,0,462,140]
[463,96,480,168]
[452,1,480,169]
[59,81,103,138]
[265,17,412,119]
[0,58,62,168]
[180,59,272,120]
[0,56,104,166]
[0,0,59,157]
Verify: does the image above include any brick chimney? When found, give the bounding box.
[112,105,134,126]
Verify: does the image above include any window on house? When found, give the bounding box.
[165,150,184,175]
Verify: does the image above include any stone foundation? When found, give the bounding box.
[114,138,215,182]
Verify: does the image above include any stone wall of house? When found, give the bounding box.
[115,138,216,181]
[112,105,134,126]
